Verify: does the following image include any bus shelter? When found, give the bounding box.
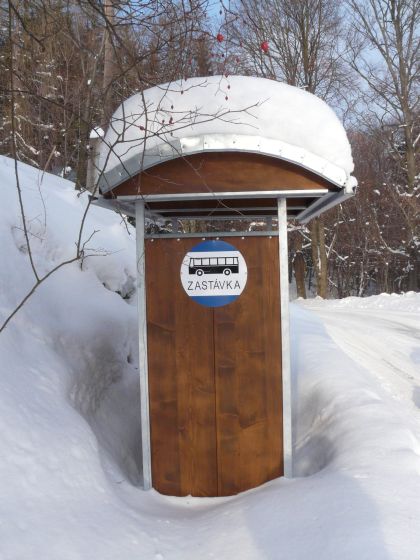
[91,76,357,497]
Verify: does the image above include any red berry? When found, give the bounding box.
[216,33,224,43]
[261,41,269,53]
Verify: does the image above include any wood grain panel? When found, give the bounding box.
[145,236,283,497]
[108,152,336,197]
[214,237,283,496]
[145,238,218,496]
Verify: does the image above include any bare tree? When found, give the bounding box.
[347,0,419,290]
[0,0,266,331]
[0,0,212,179]
[231,0,349,105]
[229,0,350,297]
[0,0,215,332]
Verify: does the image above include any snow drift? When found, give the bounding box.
[1,156,420,559]
[97,75,355,193]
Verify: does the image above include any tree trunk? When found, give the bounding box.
[310,219,319,294]
[311,217,328,298]
[318,216,328,298]
[293,234,306,298]
[407,247,419,292]
[103,2,117,125]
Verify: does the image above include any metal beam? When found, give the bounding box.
[92,195,136,218]
[118,189,329,203]
[94,195,303,222]
[147,215,277,222]
[145,230,278,239]
[135,200,152,490]
[296,187,355,224]
[156,215,278,222]
[97,133,348,195]
[278,198,293,478]
[146,205,307,214]
[145,213,302,223]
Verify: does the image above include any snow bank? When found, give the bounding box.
[0,156,151,558]
[302,291,420,313]
[1,156,420,559]
[98,75,354,191]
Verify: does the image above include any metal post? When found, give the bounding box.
[135,199,152,490]
[277,197,293,478]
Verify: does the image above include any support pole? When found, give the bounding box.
[135,199,152,490]
[278,198,293,478]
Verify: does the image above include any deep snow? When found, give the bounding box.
[1,156,420,559]
[98,76,354,190]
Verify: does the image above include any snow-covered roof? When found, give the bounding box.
[89,127,104,139]
[97,75,356,194]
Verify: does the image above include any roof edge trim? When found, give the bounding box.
[97,133,353,194]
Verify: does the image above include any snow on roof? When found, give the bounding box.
[98,75,355,193]
[89,126,104,139]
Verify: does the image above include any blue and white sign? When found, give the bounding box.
[180,240,248,307]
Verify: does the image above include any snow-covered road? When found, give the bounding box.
[302,299,420,436]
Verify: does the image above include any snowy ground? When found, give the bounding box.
[1,156,420,559]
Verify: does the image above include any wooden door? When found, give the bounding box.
[145,236,283,497]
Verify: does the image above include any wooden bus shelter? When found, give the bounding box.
[91,76,356,497]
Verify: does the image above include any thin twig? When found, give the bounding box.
[8,1,40,282]
[0,257,78,333]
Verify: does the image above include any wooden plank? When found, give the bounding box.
[146,235,283,497]
[109,152,336,197]
[145,238,218,496]
[214,237,283,496]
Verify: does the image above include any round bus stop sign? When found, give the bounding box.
[180,240,248,307]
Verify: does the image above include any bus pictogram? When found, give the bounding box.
[189,256,239,276]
